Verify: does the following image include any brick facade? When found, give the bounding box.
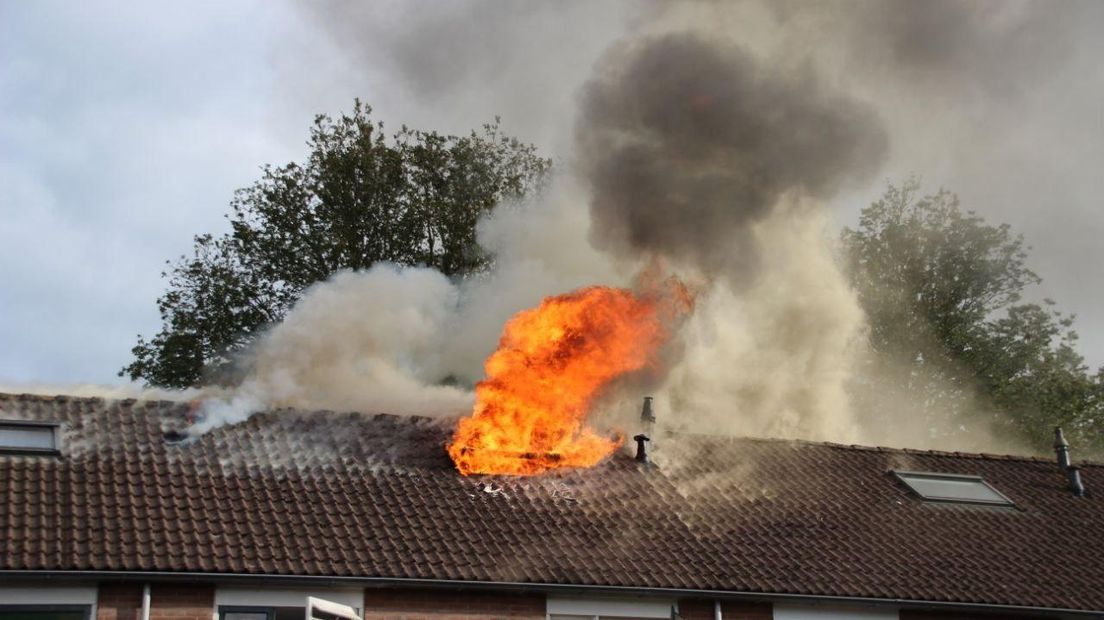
[678,598,772,620]
[85,582,1065,620]
[96,584,143,620]
[95,583,215,620]
[150,584,216,620]
[362,587,546,620]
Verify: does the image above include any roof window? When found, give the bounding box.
[892,470,1013,506]
[0,420,61,455]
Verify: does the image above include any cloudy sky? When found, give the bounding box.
[2,1,298,385]
[2,0,1103,387]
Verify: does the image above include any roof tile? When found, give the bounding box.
[2,392,1103,611]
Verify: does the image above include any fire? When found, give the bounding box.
[448,281,691,476]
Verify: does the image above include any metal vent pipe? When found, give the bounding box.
[1055,427,1071,470]
[634,434,651,463]
[1068,466,1086,497]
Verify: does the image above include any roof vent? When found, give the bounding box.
[1055,426,1087,497]
[635,396,655,465]
[1068,466,1086,497]
[633,433,651,463]
[1054,426,1071,470]
[641,396,655,424]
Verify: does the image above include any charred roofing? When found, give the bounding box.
[1,392,1102,612]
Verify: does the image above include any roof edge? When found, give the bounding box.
[1,571,1100,617]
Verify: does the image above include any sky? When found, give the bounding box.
[2,0,1103,387]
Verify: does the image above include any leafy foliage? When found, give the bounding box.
[843,180,1102,455]
[122,102,550,388]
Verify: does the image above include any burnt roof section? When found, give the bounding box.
[1,392,1102,611]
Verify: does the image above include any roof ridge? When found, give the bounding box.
[0,391,452,428]
[0,391,186,408]
[3,391,1099,467]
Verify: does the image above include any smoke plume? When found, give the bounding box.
[569,32,884,445]
[576,33,887,280]
[191,179,625,431]
[175,0,1103,456]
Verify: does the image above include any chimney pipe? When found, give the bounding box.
[1054,427,1071,470]
[1068,466,1085,497]
[633,433,651,463]
[641,396,655,424]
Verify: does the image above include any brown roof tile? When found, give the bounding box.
[1,392,1103,611]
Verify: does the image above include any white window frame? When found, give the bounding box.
[547,595,676,620]
[214,588,363,620]
[307,597,359,620]
[773,604,898,620]
[0,585,97,620]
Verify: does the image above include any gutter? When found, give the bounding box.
[3,571,1101,618]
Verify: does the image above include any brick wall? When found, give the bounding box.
[362,587,546,620]
[678,598,771,620]
[96,583,214,620]
[150,584,215,620]
[96,584,142,620]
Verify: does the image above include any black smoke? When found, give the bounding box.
[575,33,888,279]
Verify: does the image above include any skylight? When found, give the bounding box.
[0,420,60,455]
[892,470,1013,506]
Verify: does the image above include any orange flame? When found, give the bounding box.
[448,281,690,476]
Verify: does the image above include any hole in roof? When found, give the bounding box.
[0,420,60,455]
[892,470,1014,506]
[163,429,189,444]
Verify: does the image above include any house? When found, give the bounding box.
[1,392,1102,620]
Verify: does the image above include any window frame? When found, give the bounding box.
[546,596,676,620]
[219,607,275,620]
[218,601,362,620]
[0,420,62,456]
[306,597,360,620]
[214,588,363,616]
[892,470,1015,506]
[0,604,93,620]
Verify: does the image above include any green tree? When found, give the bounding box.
[842,180,1102,455]
[122,102,550,388]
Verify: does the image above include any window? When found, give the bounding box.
[0,586,95,619]
[220,608,303,620]
[0,421,60,455]
[892,470,1014,506]
[221,610,276,620]
[547,596,675,620]
[550,616,657,620]
[219,601,359,620]
[774,604,897,620]
[0,608,88,620]
[307,598,359,620]
[215,588,363,620]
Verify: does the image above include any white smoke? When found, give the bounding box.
[0,382,200,403]
[192,177,624,431]
[654,198,866,444]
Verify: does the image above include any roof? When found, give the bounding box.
[2,392,1103,612]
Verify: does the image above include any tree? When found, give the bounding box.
[842,180,1103,455]
[122,101,550,388]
